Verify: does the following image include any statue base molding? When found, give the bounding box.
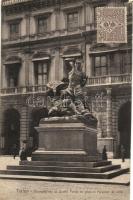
[32,117,100,162]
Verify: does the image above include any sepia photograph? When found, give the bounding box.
[0,0,132,199]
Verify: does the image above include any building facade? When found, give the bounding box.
[0,0,132,158]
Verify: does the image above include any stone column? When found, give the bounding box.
[49,48,60,81]
[21,53,32,86]
[86,44,92,77]
[58,55,64,81]
[98,88,115,158]
[28,57,34,86]
[25,14,30,36]
[97,113,102,138]
[54,48,60,81]
[54,7,60,31]
[18,56,26,86]
[0,109,4,153]
[20,107,28,148]
[106,88,112,137]
[2,64,8,88]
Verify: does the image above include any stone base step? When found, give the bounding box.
[0,173,130,185]
[32,154,101,162]
[20,160,112,168]
[0,168,129,179]
[7,164,121,173]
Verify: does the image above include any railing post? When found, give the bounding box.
[32,86,35,92]
[108,76,111,84]
[15,87,17,94]
[23,87,26,93]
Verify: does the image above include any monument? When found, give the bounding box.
[0,60,129,179]
[32,60,99,162]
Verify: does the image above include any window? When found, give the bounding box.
[67,12,78,30]
[34,62,48,85]
[37,17,47,34]
[121,52,132,73]
[93,55,107,76]
[6,64,20,87]
[10,22,19,40]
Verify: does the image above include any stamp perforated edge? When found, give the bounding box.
[96,7,127,44]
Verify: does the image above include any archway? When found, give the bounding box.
[30,108,48,150]
[118,101,131,158]
[4,109,20,154]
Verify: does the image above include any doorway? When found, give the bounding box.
[118,101,131,158]
[4,109,20,154]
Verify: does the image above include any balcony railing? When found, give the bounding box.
[0,74,131,95]
[87,73,131,87]
[1,85,47,96]
[2,0,32,6]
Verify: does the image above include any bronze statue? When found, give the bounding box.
[46,60,97,127]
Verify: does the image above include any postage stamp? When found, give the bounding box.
[96,7,127,43]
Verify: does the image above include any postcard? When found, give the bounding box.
[0,0,132,200]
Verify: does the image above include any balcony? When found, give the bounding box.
[1,85,47,96]
[0,74,131,96]
[87,73,131,87]
[2,0,32,6]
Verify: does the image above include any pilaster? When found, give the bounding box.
[20,106,29,148]
[106,87,112,138]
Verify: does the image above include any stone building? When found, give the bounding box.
[0,0,132,158]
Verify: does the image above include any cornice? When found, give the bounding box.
[2,32,89,50]
[2,0,83,15]
[33,11,53,18]
[2,0,128,6]
[6,17,23,23]
[2,0,129,16]
[61,4,83,12]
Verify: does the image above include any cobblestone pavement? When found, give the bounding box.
[0,156,131,200]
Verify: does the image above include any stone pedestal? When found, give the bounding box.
[32,117,100,161]
[0,118,128,180]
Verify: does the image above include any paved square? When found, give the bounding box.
[0,179,130,200]
[0,156,130,200]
